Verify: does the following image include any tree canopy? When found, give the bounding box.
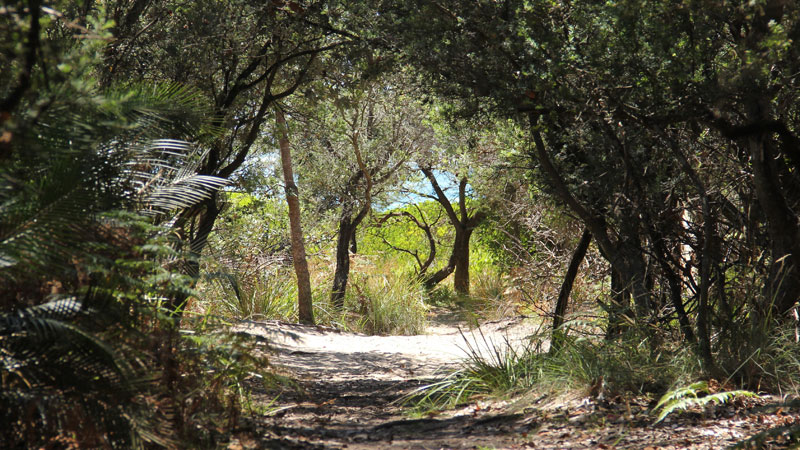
[3,0,800,446]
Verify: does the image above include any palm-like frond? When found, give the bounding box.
[0,294,174,449]
[1,79,227,446]
[126,139,231,216]
[652,381,760,423]
[0,84,228,286]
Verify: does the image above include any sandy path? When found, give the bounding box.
[232,313,542,449]
[230,314,800,449]
[235,313,538,380]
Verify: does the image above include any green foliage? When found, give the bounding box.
[363,200,500,285]
[203,268,298,321]
[0,294,170,449]
[0,4,232,446]
[362,200,449,274]
[177,325,287,433]
[379,0,800,372]
[407,326,701,413]
[405,330,542,413]
[469,266,513,316]
[344,271,428,336]
[0,213,206,447]
[652,381,759,424]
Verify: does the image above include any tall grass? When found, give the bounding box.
[405,324,700,413]
[197,255,429,336]
[199,268,297,321]
[716,321,800,394]
[344,271,428,335]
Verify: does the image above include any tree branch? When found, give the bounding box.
[421,167,459,225]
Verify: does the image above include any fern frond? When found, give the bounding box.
[654,380,708,411]
[653,381,760,423]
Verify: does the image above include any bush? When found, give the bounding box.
[200,268,297,321]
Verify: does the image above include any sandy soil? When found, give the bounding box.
[229,312,800,450]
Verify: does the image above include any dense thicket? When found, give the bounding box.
[377,0,800,377]
[4,0,800,446]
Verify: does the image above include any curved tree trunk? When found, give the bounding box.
[550,228,592,354]
[530,122,657,336]
[423,227,476,295]
[375,209,437,278]
[420,168,485,295]
[423,227,463,290]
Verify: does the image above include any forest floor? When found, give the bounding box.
[229,309,800,449]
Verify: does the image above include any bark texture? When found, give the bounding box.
[276,108,314,325]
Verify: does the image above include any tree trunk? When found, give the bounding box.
[423,227,461,290]
[276,108,314,325]
[529,123,653,330]
[696,198,715,370]
[748,132,800,318]
[452,228,473,295]
[605,267,629,340]
[331,214,357,308]
[331,199,370,308]
[420,168,484,294]
[166,195,220,323]
[550,228,592,354]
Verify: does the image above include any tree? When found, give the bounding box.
[296,69,432,307]
[419,168,485,294]
[0,4,230,444]
[377,0,800,374]
[550,228,592,354]
[373,203,441,279]
[94,0,357,315]
[276,107,315,324]
[412,110,511,295]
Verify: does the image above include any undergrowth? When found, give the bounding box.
[198,256,429,336]
[176,313,301,446]
[652,380,759,423]
[344,272,428,335]
[404,325,700,414]
[406,318,800,449]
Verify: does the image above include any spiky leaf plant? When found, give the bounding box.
[0,292,178,448]
[0,27,227,446]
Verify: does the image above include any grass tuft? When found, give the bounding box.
[405,326,701,414]
[345,272,428,335]
[199,268,297,321]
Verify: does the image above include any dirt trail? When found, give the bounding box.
[231,312,799,450]
[232,311,540,449]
